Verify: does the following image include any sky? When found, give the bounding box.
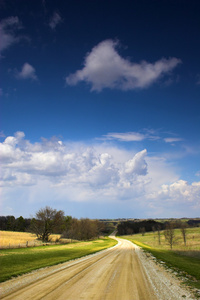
[0,0,200,219]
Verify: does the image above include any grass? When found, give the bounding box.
[122,227,200,294]
[0,237,117,282]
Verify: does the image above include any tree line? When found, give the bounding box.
[117,218,200,237]
[0,207,111,242]
[117,219,165,235]
[1,208,199,245]
[0,215,31,232]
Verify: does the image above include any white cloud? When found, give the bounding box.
[1,132,199,217]
[164,137,183,143]
[100,131,160,142]
[124,149,147,175]
[49,12,62,30]
[16,63,37,80]
[151,180,200,204]
[0,132,147,188]
[66,39,181,91]
[0,16,21,55]
[102,132,145,142]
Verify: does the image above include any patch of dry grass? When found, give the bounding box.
[124,227,200,252]
[0,231,61,248]
[174,250,200,259]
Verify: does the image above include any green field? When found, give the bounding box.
[0,237,117,283]
[122,227,200,293]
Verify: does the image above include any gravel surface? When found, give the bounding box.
[133,242,196,300]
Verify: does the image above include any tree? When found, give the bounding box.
[30,206,65,242]
[15,216,25,232]
[80,218,97,240]
[157,225,161,245]
[180,222,188,246]
[164,222,175,249]
[62,218,102,241]
[95,220,105,238]
[6,216,16,231]
[139,227,146,236]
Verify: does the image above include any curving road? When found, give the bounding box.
[1,236,158,300]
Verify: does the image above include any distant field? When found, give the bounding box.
[0,231,63,248]
[124,227,200,251]
[123,227,200,292]
[0,237,117,282]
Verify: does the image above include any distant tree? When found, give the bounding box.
[30,206,65,242]
[15,216,25,232]
[93,220,105,238]
[80,218,97,240]
[152,225,156,238]
[164,222,176,249]
[157,225,161,245]
[0,216,7,230]
[139,227,146,236]
[6,216,16,231]
[117,219,165,236]
[62,218,102,241]
[62,218,79,240]
[180,222,188,246]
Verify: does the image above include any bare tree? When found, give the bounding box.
[62,218,101,241]
[164,222,176,249]
[157,225,161,245]
[30,206,65,242]
[180,222,188,246]
[139,227,146,236]
[95,220,106,238]
[152,225,156,240]
[80,218,96,240]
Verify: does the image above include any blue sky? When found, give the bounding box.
[0,0,200,219]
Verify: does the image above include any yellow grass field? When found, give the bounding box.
[124,227,200,259]
[125,227,200,249]
[0,231,61,248]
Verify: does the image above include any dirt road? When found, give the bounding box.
[0,236,194,300]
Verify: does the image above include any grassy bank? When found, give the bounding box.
[123,227,200,292]
[0,237,117,282]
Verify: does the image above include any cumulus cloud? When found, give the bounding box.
[16,63,37,80]
[0,16,21,55]
[1,132,199,217]
[49,12,62,30]
[124,149,147,176]
[0,132,147,188]
[150,180,200,205]
[66,40,181,91]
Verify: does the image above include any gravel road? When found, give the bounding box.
[0,236,196,300]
